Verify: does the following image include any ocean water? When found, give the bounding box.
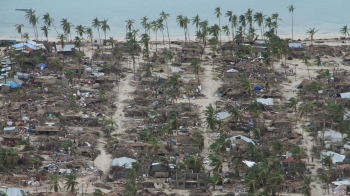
[0,0,349,41]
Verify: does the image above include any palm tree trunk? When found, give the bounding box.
[187,28,190,42]
[231,24,234,41]
[165,20,171,48]
[155,31,158,52]
[219,18,221,46]
[52,24,59,36]
[292,13,294,40]
[162,30,165,45]
[183,28,187,44]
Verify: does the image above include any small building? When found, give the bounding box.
[180,43,204,62]
[223,68,240,79]
[288,42,304,51]
[220,41,239,52]
[281,157,306,174]
[111,157,137,169]
[56,44,75,55]
[0,40,16,47]
[34,126,60,135]
[1,134,23,146]
[128,142,148,151]
[173,171,207,189]
[182,43,204,55]
[3,126,16,134]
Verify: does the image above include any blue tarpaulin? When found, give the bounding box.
[253,86,263,92]
[40,63,47,69]
[7,81,21,88]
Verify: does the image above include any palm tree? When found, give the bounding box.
[292,146,303,164]
[124,169,137,196]
[245,166,259,194]
[251,127,261,139]
[24,9,39,40]
[49,174,62,192]
[192,14,201,33]
[306,27,318,46]
[210,135,229,155]
[92,17,101,43]
[41,26,50,42]
[151,21,159,52]
[322,154,334,169]
[23,32,30,43]
[231,158,242,177]
[254,12,265,39]
[140,16,149,34]
[288,4,295,40]
[64,174,78,192]
[302,176,312,196]
[247,143,263,161]
[206,173,221,191]
[185,154,204,173]
[15,24,24,43]
[86,27,93,52]
[93,189,104,196]
[318,171,331,194]
[125,19,135,37]
[43,12,59,35]
[31,156,44,174]
[75,24,86,38]
[340,25,349,45]
[209,154,224,173]
[192,132,204,151]
[311,81,322,102]
[204,103,218,131]
[328,101,348,134]
[101,19,110,44]
[177,15,187,43]
[271,141,284,156]
[241,74,253,97]
[225,11,235,40]
[149,137,162,155]
[183,16,191,42]
[160,11,171,48]
[157,18,165,44]
[214,7,222,46]
[190,59,202,83]
[288,97,299,124]
[271,13,282,35]
[61,18,73,41]
[222,25,230,41]
[245,9,254,27]
[0,148,19,168]
[57,34,66,51]
[230,107,244,123]
[63,139,75,158]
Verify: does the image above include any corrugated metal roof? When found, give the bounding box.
[288,42,304,48]
[56,44,75,52]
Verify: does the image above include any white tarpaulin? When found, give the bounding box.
[332,180,350,186]
[340,92,350,99]
[227,135,255,146]
[111,157,136,169]
[321,151,346,163]
[216,111,231,120]
[243,160,256,168]
[256,98,274,106]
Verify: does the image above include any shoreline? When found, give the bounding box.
[0,33,345,43]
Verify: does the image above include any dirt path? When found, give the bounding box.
[277,59,341,196]
[94,138,112,173]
